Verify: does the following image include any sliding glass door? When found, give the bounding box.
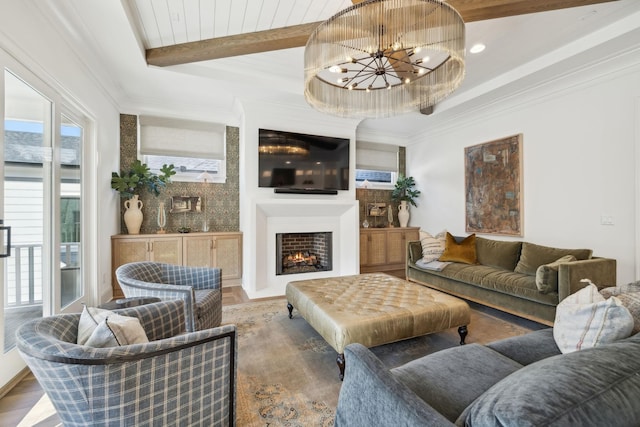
[1,64,89,386]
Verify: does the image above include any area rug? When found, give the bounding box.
[225,297,544,427]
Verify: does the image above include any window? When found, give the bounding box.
[143,154,225,183]
[139,115,226,183]
[355,141,399,187]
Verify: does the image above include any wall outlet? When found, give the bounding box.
[600,215,614,225]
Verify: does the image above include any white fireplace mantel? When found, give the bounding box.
[245,198,360,298]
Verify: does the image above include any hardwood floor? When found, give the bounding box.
[0,286,252,427]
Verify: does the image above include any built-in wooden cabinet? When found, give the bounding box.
[360,227,419,275]
[111,232,242,298]
[182,233,243,284]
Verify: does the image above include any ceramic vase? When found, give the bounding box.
[398,200,410,228]
[124,195,143,234]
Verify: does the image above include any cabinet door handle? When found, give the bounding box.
[210,240,214,250]
[149,242,153,252]
[213,239,217,249]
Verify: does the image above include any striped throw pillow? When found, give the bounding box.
[419,230,447,263]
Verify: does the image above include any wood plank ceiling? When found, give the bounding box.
[125,0,619,67]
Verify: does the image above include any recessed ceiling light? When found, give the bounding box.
[470,43,486,54]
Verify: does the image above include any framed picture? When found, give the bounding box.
[465,134,523,236]
[367,203,387,217]
[170,196,202,213]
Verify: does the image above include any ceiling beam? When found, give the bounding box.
[146,0,618,67]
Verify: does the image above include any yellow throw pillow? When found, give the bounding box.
[439,232,477,264]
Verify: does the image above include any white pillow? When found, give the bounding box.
[419,230,446,263]
[84,314,149,348]
[77,306,114,345]
[553,280,634,354]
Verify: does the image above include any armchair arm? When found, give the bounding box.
[336,344,454,427]
[558,257,617,302]
[162,264,222,291]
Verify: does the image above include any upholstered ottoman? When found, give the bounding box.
[286,273,471,379]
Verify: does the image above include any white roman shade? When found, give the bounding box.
[139,115,226,160]
[356,141,399,172]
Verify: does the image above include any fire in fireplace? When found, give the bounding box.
[276,232,332,275]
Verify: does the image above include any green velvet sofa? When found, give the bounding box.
[406,237,616,325]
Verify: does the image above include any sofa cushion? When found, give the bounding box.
[391,343,522,423]
[439,233,477,265]
[535,255,577,294]
[553,282,633,354]
[475,237,522,271]
[457,334,640,427]
[514,242,592,275]
[486,328,560,366]
[419,230,447,263]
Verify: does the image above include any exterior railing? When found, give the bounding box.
[4,242,80,308]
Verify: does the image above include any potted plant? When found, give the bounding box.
[111,160,175,234]
[391,175,421,227]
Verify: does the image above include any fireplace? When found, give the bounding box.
[276,232,332,275]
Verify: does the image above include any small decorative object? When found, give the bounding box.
[170,196,201,213]
[198,171,213,232]
[388,204,394,227]
[111,160,175,234]
[360,179,370,189]
[362,219,369,228]
[157,202,167,234]
[391,175,421,228]
[398,201,410,228]
[123,195,143,234]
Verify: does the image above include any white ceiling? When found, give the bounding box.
[37,0,640,139]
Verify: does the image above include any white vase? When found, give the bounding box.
[124,195,143,234]
[398,200,410,228]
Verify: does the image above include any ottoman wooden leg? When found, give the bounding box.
[287,302,294,319]
[458,325,468,345]
[337,353,345,381]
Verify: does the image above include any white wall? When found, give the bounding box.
[408,51,640,285]
[0,2,121,304]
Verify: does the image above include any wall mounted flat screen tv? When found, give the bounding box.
[258,128,350,191]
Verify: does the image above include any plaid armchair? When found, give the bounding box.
[16,300,236,427]
[116,261,222,332]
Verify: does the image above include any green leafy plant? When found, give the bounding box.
[111,160,176,198]
[391,175,421,207]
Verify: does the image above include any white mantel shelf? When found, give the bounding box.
[256,199,358,217]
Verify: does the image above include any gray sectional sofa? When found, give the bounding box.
[335,328,640,426]
[406,236,616,325]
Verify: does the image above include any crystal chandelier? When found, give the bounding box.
[304,0,465,118]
